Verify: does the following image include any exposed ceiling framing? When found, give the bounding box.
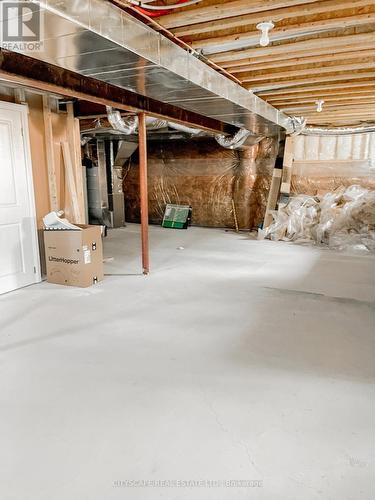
[141,0,375,126]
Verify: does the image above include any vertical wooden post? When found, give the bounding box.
[67,102,86,223]
[138,112,149,275]
[42,95,58,211]
[280,136,295,196]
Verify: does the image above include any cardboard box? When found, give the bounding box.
[44,225,104,287]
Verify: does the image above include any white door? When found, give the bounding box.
[0,101,41,294]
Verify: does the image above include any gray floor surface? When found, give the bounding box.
[1,224,375,500]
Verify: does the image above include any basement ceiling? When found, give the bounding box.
[139,0,375,127]
[12,0,291,137]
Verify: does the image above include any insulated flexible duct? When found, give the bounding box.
[106,107,264,149]
[287,116,307,136]
[106,107,168,133]
[302,125,375,136]
[215,128,264,149]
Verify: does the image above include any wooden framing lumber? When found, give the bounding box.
[257,81,375,97]
[173,0,372,37]
[280,100,375,112]
[225,49,375,74]
[267,89,375,103]
[263,168,282,229]
[239,61,375,83]
[191,11,375,49]
[280,137,294,196]
[66,102,85,223]
[248,72,375,91]
[160,0,320,29]
[210,31,375,63]
[61,141,81,223]
[42,94,58,211]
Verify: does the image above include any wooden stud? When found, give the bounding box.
[280,137,295,196]
[263,168,283,229]
[42,94,58,212]
[61,141,81,223]
[66,102,85,223]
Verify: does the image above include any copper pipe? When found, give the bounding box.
[110,0,243,86]
[138,112,150,275]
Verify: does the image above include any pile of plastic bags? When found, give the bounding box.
[262,185,375,251]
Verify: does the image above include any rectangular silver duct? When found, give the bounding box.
[14,0,290,136]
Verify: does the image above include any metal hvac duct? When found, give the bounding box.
[17,0,290,137]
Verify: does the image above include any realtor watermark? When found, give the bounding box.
[113,479,263,488]
[0,1,44,51]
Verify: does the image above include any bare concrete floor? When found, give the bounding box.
[1,224,375,500]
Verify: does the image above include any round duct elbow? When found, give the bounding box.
[287,116,307,136]
[215,128,264,150]
[106,106,138,135]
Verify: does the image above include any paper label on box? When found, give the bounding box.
[84,249,91,264]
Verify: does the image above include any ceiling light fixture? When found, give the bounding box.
[256,21,274,47]
[315,99,324,113]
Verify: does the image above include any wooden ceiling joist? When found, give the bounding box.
[209,31,375,63]
[225,49,375,74]
[159,0,320,29]
[218,41,375,69]
[257,82,375,97]
[249,72,375,92]
[173,0,372,37]
[239,61,375,83]
[269,93,375,106]
[190,11,375,49]
[281,100,375,112]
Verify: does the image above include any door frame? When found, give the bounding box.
[0,99,41,290]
